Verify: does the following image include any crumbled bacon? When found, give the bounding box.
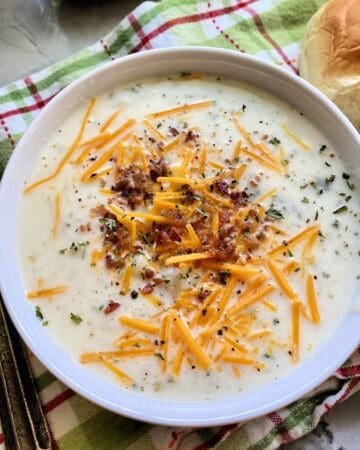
[144,268,155,279]
[141,283,154,295]
[219,210,231,225]
[198,289,211,301]
[214,179,230,195]
[249,175,262,187]
[160,208,185,223]
[213,223,237,261]
[104,221,129,249]
[79,222,91,232]
[97,211,131,261]
[230,190,249,206]
[169,126,179,136]
[151,224,183,244]
[153,277,163,286]
[185,130,197,142]
[92,205,107,216]
[92,129,272,285]
[182,184,198,203]
[105,254,125,270]
[113,164,153,209]
[148,158,169,182]
[104,302,120,314]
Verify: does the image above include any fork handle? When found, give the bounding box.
[0,296,51,449]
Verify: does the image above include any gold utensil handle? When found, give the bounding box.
[0,295,52,449]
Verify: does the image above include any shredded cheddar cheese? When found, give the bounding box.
[32,86,333,391]
[27,285,66,299]
[291,302,301,363]
[118,316,159,335]
[51,192,61,239]
[99,359,134,386]
[121,266,132,294]
[24,98,96,193]
[170,311,211,369]
[282,123,311,150]
[306,273,320,324]
[165,252,212,266]
[147,100,212,119]
[100,109,121,132]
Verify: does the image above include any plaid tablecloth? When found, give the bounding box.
[1,0,360,449]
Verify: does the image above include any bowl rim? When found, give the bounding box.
[1,46,360,427]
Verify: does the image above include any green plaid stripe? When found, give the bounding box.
[1,0,360,449]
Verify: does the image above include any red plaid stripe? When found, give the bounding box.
[193,424,239,450]
[44,388,75,414]
[128,13,153,50]
[268,412,293,443]
[209,2,245,53]
[24,76,47,108]
[334,378,360,406]
[0,92,56,120]
[130,0,258,53]
[243,5,298,73]
[0,118,15,146]
[100,39,115,61]
[337,365,360,378]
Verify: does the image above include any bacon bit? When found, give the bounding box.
[182,185,197,203]
[148,158,170,182]
[103,218,130,251]
[79,223,92,232]
[169,126,179,136]
[185,130,197,142]
[114,164,153,209]
[141,284,154,295]
[144,268,155,279]
[230,190,249,205]
[105,254,125,270]
[214,179,230,195]
[104,302,120,314]
[92,204,108,216]
[151,223,183,245]
[198,289,211,301]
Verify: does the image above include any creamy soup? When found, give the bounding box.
[18,74,359,400]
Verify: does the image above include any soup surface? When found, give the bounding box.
[18,74,359,400]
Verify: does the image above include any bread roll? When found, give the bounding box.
[299,0,360,131]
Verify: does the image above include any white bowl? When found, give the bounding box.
[1,47,359,426]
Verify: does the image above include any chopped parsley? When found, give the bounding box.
[325,174,335,184]
[59,241,90,258]
[333,205,348,214]
[35,306,44,321]
[269,137,281,145]
[99,217,117,231]
[70,313,82,325]
[346,180,355,191]
[265,208,284,220]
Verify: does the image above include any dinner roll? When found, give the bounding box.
[299,0,360,131]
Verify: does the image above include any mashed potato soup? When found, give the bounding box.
[18,74,359,400]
